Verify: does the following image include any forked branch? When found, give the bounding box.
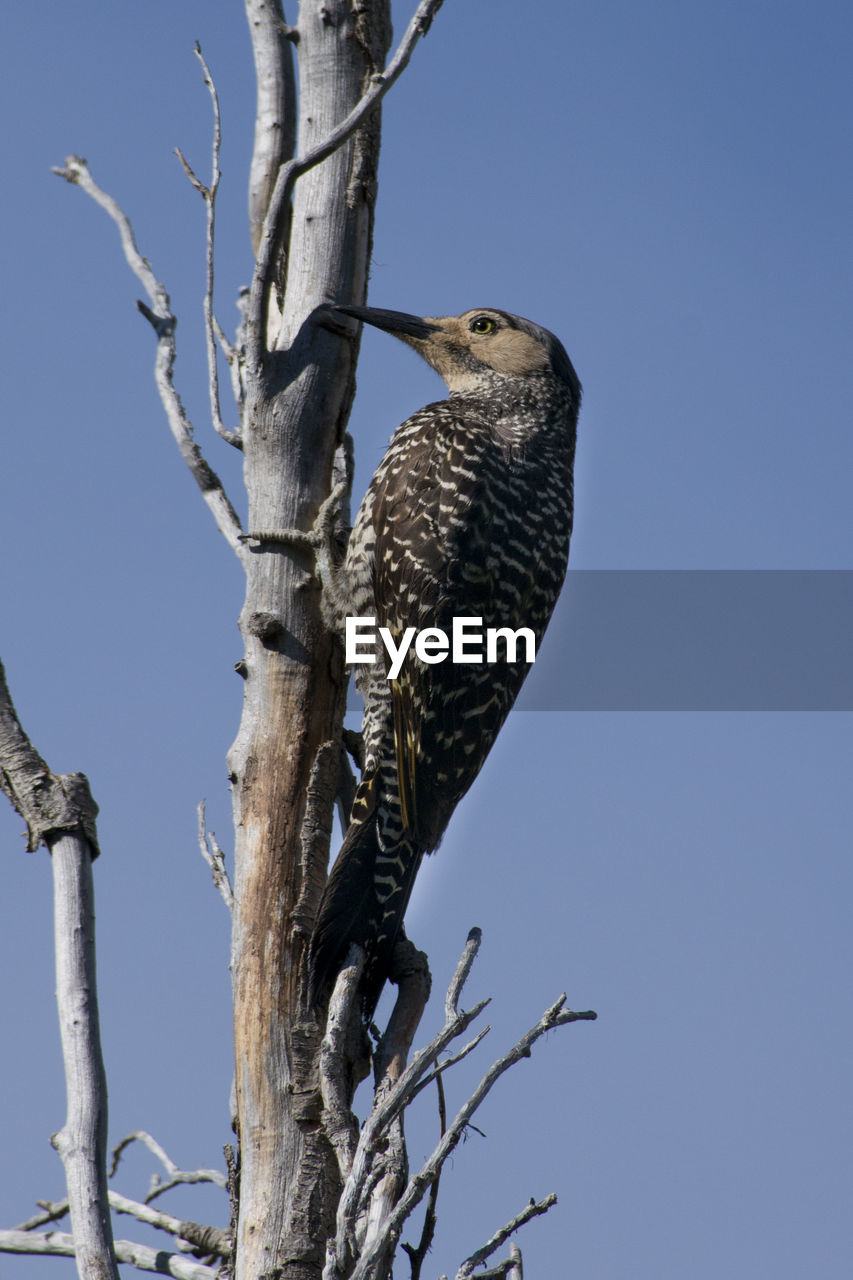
[109,1130,228,1203]
[323,929,596,1280]
[352,995,595,1279]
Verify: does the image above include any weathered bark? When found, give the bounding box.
[228,3,391,1276]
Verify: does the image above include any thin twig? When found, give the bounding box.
[109,1131,227,1202]
[51,156,247,561]
[197,800,234,910]
[178,44,242,447]
[401,1073,446,1280]
[0,1230,217,1279]
[409,1025,492,1104]
[14,1201,70,1232]
[455,1196,555,1279]
[247,0,446,363]
[213,314,235,363]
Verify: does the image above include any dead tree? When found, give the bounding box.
[0,4,594,1278]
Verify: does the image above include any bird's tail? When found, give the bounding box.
[308,810,423,1018]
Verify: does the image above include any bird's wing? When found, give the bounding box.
[370,406,537,849]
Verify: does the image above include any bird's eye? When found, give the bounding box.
[469,315,497,335]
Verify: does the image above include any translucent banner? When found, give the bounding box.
[518,571,853,710]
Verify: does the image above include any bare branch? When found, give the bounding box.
[51,157,165,303]
[14,1192,229,1259]
[455,1196,556,1279]
[109,1131,227,1202]
[175,147,207,197]
[213,314,235,363]
[0,1230,218,1279]
[247,0,446,362]
[108,1191,230,1259]
[455,1250,521,1280]
[179,44,242,449]
[50,830,120,1279]
[51,156,247,560]
[410,1025,492,1103]
[14,1202,70,1233]
[0,659,118,1278]
[197,800,234,911]
[446,926,483,1021]
[348,995,596,1280]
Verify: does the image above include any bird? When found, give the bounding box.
[309,305,581,1017]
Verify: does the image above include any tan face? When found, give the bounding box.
[408,309,550,390]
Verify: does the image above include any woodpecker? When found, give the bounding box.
[309,305,581,1015]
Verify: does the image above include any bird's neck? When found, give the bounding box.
[448,375,568,444]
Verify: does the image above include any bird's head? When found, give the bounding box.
[331,304,580,403]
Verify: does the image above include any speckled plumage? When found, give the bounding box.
[309,306,581,1015]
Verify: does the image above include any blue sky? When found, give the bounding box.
[2,2,852,1277]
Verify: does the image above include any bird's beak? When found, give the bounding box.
[332,305,440,342]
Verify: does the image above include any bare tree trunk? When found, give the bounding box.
[228,4,391,1275]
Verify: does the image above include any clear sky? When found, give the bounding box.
[2,2,852,1277]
